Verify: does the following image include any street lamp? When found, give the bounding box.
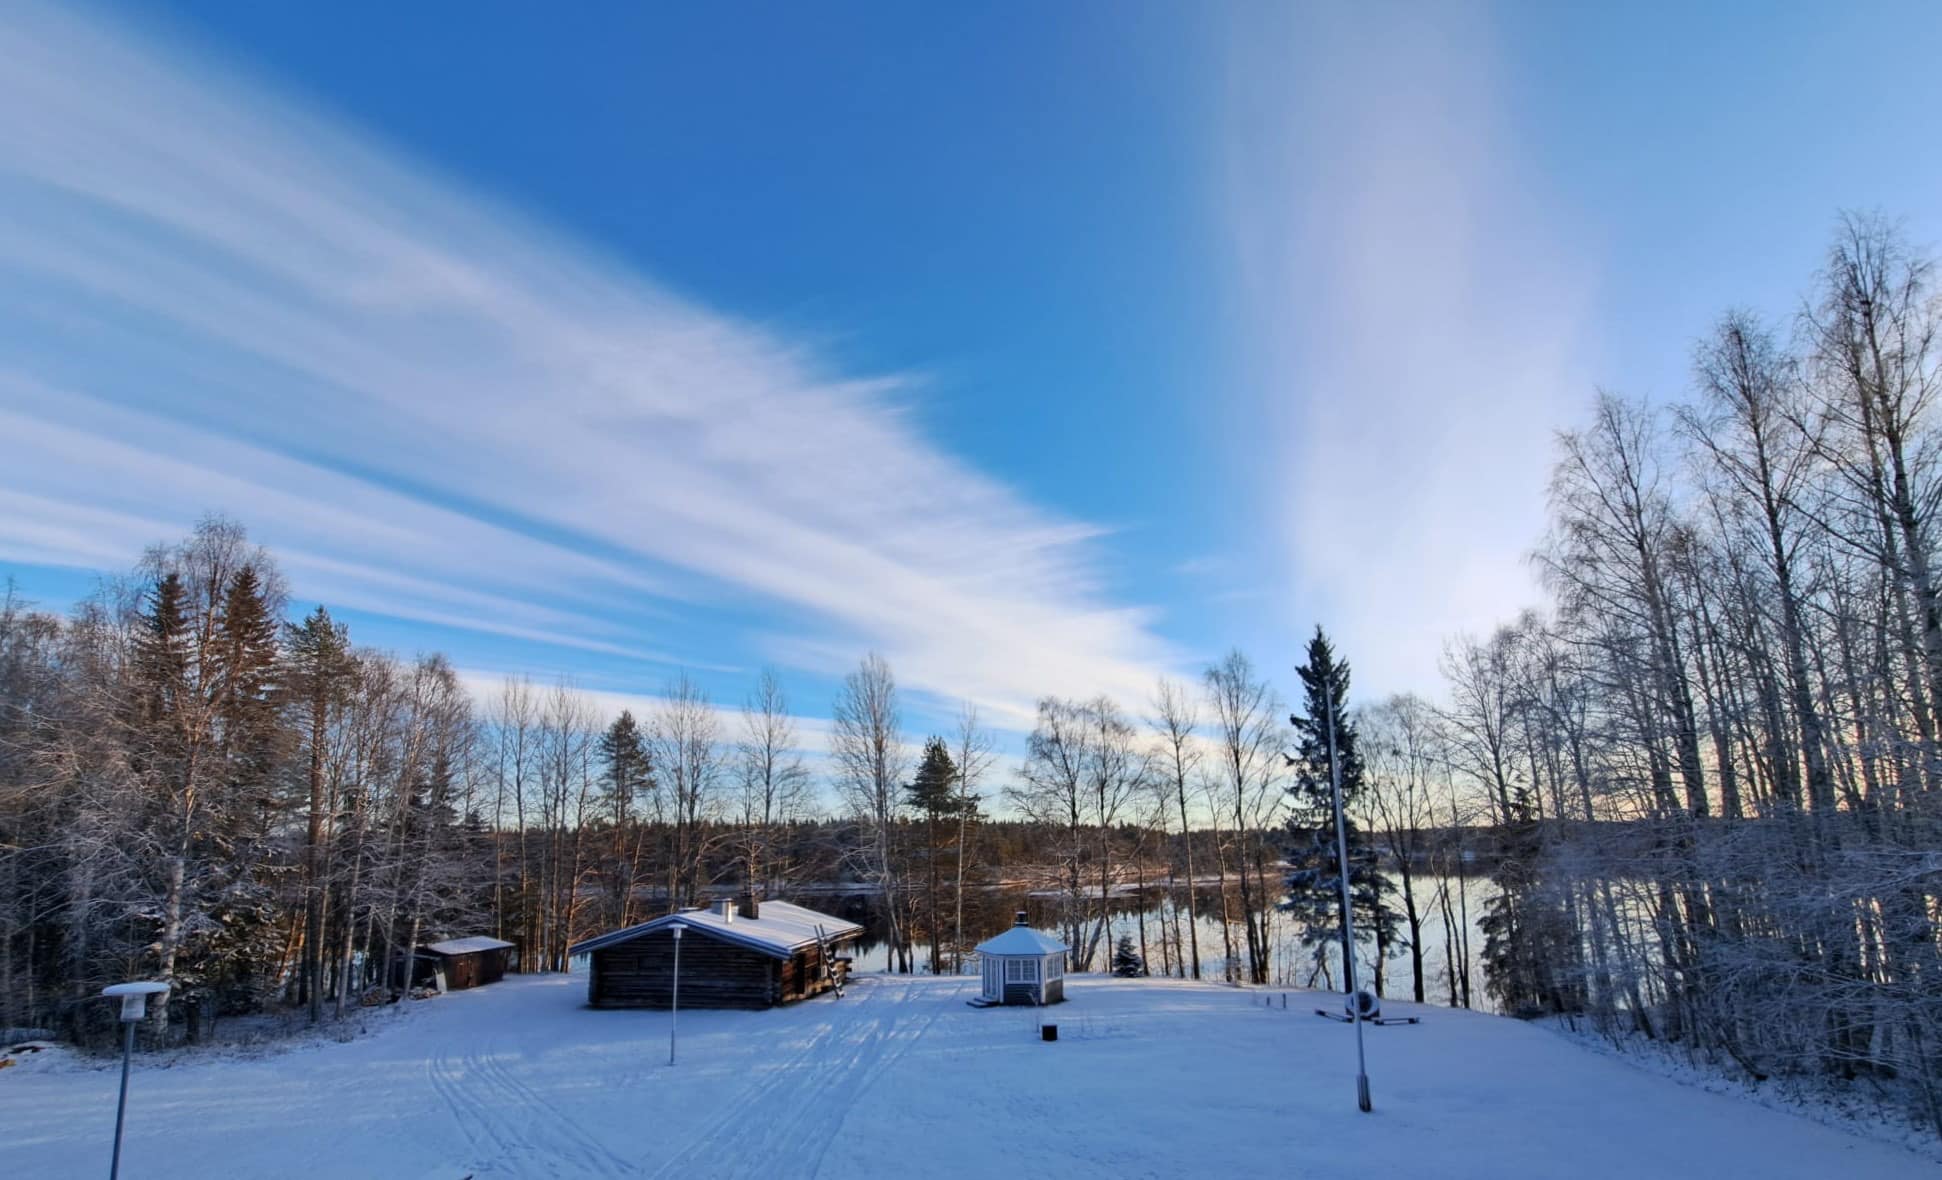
[101,980,169,1180]
[1288,672,1373,1113]
[667,922,687,1066]
[1320,674,1372,1113]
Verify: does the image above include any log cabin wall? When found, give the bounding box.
[590,928,783,1009]
[783,943,828,1002]
[587,928,853,1009]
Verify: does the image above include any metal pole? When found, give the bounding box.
[1324,674,1372,1112]
[109,1019,134,1180]
[668,929,682,1066]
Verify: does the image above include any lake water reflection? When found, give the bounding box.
[832,873,1498,1012]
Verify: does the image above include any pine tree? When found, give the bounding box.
[1281,628,1401,991]
[596,710,652,926]
[1112,932,1145,977]
[596,710,652,827]
[904,736,959,974]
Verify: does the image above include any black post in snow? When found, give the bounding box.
[1321,676,1372,1112]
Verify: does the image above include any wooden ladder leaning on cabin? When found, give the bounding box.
[815,924,847,998]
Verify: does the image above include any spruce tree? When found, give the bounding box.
[1281,628,1401,990]
[285,606,350,1021]
[216,565,284,811]
[1112,932,1145,977]
[134,572,191,728]
[131,572,197,1016]
[199,564,287,1024]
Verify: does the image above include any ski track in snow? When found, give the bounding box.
[647,975,966,1177]
[428,1042,634,1177]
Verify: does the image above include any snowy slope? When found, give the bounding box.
[1,974,1931,1178]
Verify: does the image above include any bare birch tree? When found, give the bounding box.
[1150,676,1203,978]
[648,674,723,912]
[735,668,809,899]
[831,654,910,971]
[950,703,995,971]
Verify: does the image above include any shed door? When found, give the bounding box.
[982,956,998,999]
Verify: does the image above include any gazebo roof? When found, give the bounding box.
[975,925,1068,956]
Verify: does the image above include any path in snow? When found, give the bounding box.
[0,972,1933,1178]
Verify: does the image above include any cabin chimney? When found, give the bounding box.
[738,893,761,921]
[718,898,736,923]
[1014,911,1029,927]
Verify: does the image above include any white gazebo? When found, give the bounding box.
[974,912,1068,1006]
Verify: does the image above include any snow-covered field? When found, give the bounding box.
[2,973,1932,1178]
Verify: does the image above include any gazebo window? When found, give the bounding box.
[1045,955,1063,981]
[1005,958,1037,983]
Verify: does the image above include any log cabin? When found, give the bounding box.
[570,898,862,1010]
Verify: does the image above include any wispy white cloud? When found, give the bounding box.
[0,382,685,661]
[450,670,839,757]
[447,669,1038,813]
[0,3,1182,721]
[1216,5,1594,695]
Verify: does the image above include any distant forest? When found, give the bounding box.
[2,213,1938,1135]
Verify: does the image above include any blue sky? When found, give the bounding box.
[3,1,1940,749]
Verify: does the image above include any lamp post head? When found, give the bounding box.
[102,981,170,1023]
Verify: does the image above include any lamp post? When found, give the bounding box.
[102,980,169,1180]
[668,922,686,1066]
[1320,675,1372,1113]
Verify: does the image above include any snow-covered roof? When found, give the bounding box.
[974,926,1069,956]
[569,900,862,961]
[425,936,514,956]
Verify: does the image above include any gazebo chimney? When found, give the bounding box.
[1014,911,1029,927]
[739,893,761,920]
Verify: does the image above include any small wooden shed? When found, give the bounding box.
[570,899,861,1010]
[395,935,515,991]
[421,936,514,990]
[975,913,1068,1005]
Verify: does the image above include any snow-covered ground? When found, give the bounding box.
[2,973,1933,1178]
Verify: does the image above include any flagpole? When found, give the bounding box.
[1323,673,1372,1112]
